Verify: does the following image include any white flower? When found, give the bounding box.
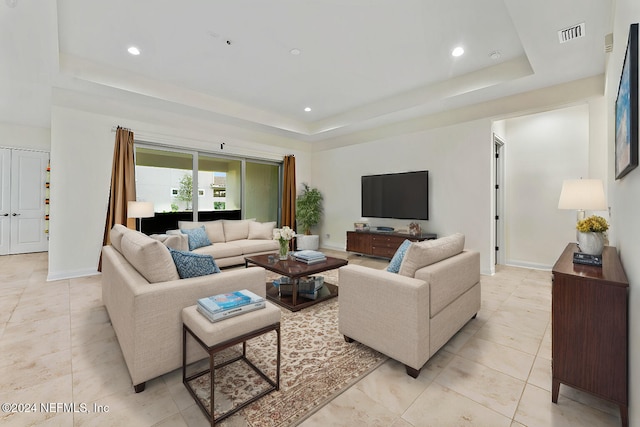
[273,226,295,241]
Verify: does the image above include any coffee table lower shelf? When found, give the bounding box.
[265,282,338,312]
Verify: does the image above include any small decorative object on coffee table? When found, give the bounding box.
[245,253,347,311]
[273,226,295,260]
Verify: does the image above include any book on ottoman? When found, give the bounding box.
[197,290,265,322]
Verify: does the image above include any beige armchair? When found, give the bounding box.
[338,233,480,378]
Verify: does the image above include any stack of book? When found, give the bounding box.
[273,277,294,296]
[197,289,265,322]
[272,276,325,299]
[293,250,327,264]
[297,276,324,300]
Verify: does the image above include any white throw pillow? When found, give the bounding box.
[222,219,255,241]
[149,234,189,251]
[248,221,276,240]
[178,220,225,243]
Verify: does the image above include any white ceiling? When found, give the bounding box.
[0,0,612,141]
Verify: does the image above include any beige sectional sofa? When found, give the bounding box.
[338,233,480,378]
[174,219,279,267]
[101,224,267,392]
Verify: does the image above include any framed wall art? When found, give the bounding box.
[615,23,639,180]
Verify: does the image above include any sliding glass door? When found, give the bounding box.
[134,144,280,232]
[245,160,279,222]
[134,147,193,213]
[197,155,242,214]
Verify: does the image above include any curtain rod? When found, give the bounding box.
[110,126,287,162]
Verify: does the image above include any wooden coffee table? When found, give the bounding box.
[244,254,348,312]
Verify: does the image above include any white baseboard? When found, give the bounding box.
[320,242,345,252]
[504,259,552,271]
[47,269,101,281]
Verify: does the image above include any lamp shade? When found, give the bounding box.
[127,201,155,218]
[558,179,607,210]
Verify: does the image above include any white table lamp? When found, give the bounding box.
[127,201,154,232]
[558,179,607,221]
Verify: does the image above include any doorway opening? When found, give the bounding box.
[494,135,505,266]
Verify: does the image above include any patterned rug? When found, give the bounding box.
[187,269,387,426]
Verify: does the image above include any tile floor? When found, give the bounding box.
[0,251,622,426]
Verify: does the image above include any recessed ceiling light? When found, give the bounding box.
[127,46,141,56]
[489,50,502,60]
[451,46,464,57]
[304,107,311,112]
[290,48,301,56]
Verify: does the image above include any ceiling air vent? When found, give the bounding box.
[558,23,586,43]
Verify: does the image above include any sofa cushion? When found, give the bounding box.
[248,221,276,240]
[178,220,225,243]
[110,224,127,253]
[231,239,279,254]
[386,239,412,273]
[398,233,465,277]
[169,248,220,278]
[180,226,211,251]
[193,242,244,259]
[222,219,255,241]
[120,230,180,283]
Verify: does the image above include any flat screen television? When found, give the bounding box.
[361,171,429,220]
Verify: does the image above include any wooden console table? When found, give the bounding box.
[346,230,437,259]
[551,243,628,427]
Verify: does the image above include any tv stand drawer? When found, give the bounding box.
[346,230,437,260]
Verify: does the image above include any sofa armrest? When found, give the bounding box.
[338,264,430,370]
[102,244,268,386]
[414,250,480,317]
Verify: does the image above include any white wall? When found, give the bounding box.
[606,0,640,423]
[48,93,310,280]
[0,121,50,151]
[502,104,590,268]
[312,119,494,275]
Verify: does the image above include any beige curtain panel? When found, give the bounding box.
[99,127,136,270]
[281,155,296,230]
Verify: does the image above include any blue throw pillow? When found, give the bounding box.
[387,239,412,273]
[169,248,220,278]
[180,226,211,251]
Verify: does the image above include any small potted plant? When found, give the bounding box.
[296,183,323,250]
[576,215,608,255]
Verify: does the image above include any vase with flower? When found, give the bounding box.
[576,215,609,256]
[273,226,295,260]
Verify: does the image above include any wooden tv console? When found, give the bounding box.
[346,230,437,259]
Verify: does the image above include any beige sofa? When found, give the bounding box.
[338,233,480,378]
[101,224,267,392]
[173,219,279,268]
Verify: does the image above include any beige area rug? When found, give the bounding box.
[187,269,387,426]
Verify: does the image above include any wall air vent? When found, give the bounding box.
[558,23,586,43]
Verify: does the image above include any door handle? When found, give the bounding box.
[1,213,8,216]
[12,213,20,216]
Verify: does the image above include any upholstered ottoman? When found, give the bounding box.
[182,303,281,426]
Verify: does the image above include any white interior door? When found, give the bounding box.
[0,148,10,255]
[8,149,49,254]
